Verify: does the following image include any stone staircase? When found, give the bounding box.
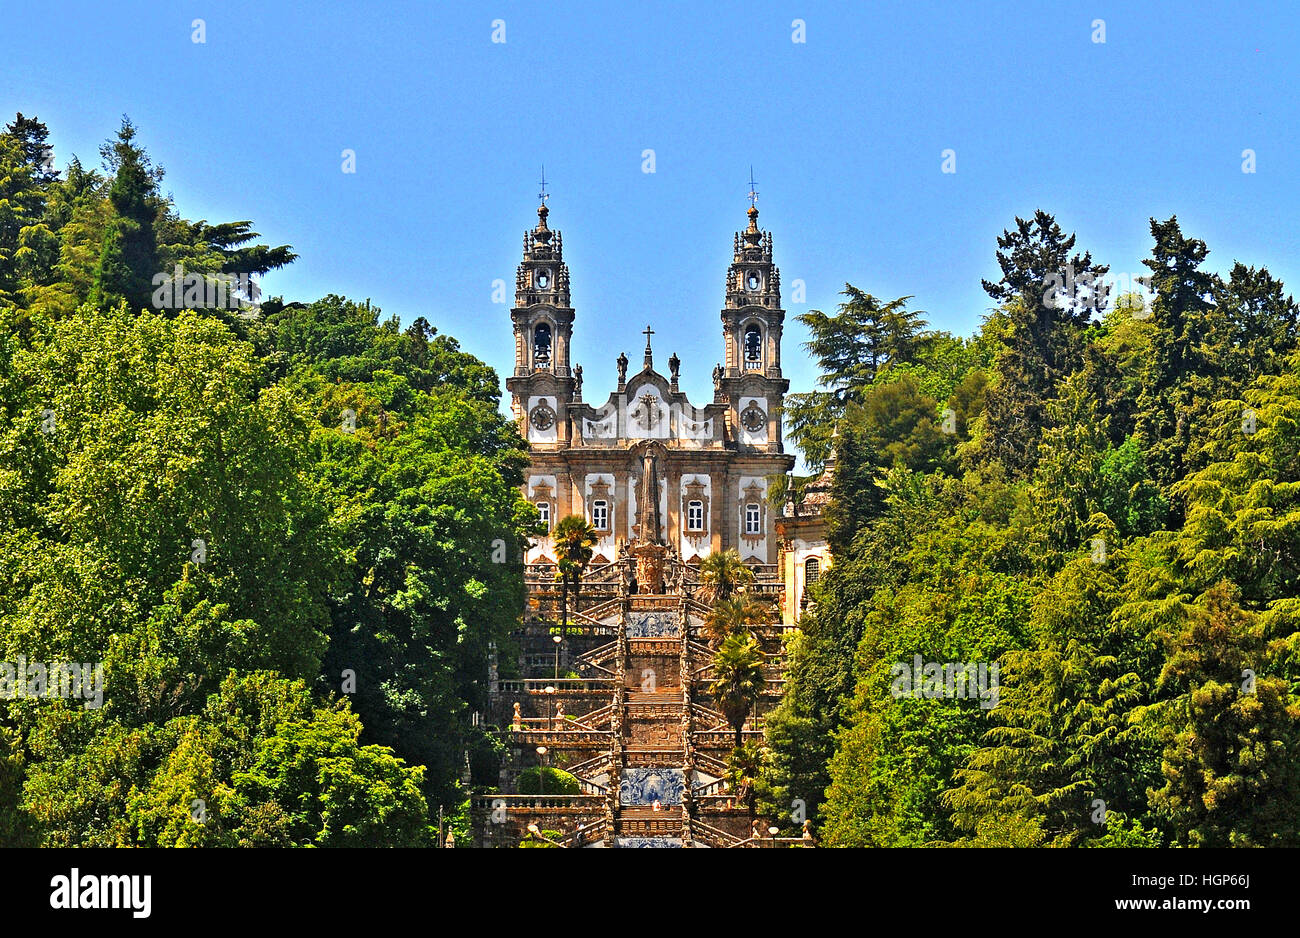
[477,580,794,848]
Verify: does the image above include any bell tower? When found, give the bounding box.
[718,199,788,453]
[506,192,577,444]
[722,204,784,378]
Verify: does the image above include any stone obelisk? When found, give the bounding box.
[630,447,668,594]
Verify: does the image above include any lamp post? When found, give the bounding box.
[552,633,563,681]
[543,684,556,730]
[768,825,780,848]
[536,745,548,796]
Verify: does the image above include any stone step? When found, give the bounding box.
[626,690,682,704]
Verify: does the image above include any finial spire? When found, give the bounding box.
[747,166,759,208]
[538,165,549,206]
[642,324,655,369]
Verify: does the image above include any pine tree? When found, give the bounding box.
[1148,583,1300,846]
[4,113,58,184]
[1133,216,1222,494]
[785,286,929,467]
[978,211,1109,475]
[823,414,885,556]
[91,117,161,312]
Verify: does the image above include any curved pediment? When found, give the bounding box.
[625,367,672,399]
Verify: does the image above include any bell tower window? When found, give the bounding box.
[743,324,763,370]
[533,323,552,368]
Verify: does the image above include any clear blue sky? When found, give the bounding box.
[5,0,1299,417]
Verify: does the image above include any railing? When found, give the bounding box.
[474,794,605,813]
[624,748,686,767]
[564,753,613,777]
[563,818,610,847]
[690,703,729,729]
[695,728,765,747]
[507,729,613,747]
[691,818,743,847]
[572,704,615,728]
[693,793,742,812]
[579,598,624,623]
[692,776,728,796]
[498,678,614,694]
[576,777,609,796]
[624,638,681,654]
[693,752,729,776]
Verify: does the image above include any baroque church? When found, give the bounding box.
[472,195,832,847]
[507,198,796,570]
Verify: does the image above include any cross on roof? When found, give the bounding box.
[538,165,549,205]
[643,324,654,347]
[747,166,759,207]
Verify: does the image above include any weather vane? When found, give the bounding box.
[538,165,549,205]
[747,166,759,208]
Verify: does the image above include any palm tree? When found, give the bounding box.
[703,594,775,648]
[698,549,754,605]
[725,741,765,821]
[552,514,596,635]
[709,631,766,748]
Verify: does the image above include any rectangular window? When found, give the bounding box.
[537,501,550,531]
[687,500,704,531]
[744,503,761,535]
[592,499,608,532]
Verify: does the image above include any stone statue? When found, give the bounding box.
[512,702,521,731]
[802,819,814,840]
[617,352,628,384]
[668,352,680,382]
[573,364,582,397]
[712,362,723,389]
[555,701,564,728]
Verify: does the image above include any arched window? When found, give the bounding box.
[687,500,704,531]
[533,323,552,367]
[744,503,761,535]
[805,557,821,584]
[591,499,609,532]
[743,324,762,370]
[537,501,550,531]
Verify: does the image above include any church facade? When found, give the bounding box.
[506,200,796,567]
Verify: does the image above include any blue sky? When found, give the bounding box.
[5,0,1299,415]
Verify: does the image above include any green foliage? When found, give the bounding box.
[516,766,581,795]
[552,514,597,632]
[704,594,774,648]
[766,211,1300,850]
[710,632,766,748]
[698,549,755,605]
[0,112,533,845]
[785,286,930,466]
